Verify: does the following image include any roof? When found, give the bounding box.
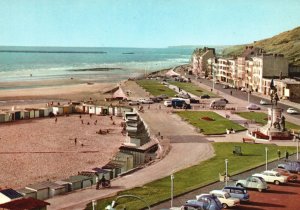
[112,87,128,99]
[0,188,23,199]
[26,182,51,191]
[16,188,36,195]
[0,197,50,210]
[91,167,110,174]
[78,171,97,177]
[63,175,92,183]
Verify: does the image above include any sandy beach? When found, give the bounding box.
[0,113,124,189]
[0,79,118,109]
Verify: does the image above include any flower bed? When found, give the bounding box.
[201,116,214,121]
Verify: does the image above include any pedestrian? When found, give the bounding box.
[94,120,97,125]
[74,138,77,145]
[55,117,57,123]
[110,116,113,120]
[81,119,84,124]
[79,115,82,119]
[89,113,92,118]
[230,90,232,96]
[285,150,289,160]
[277,149,281,160]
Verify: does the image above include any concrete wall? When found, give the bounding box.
[262,55,289,77]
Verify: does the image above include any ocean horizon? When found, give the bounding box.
[0,46,194,86]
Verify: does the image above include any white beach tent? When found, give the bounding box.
[165,69,180,77]
[112,87,128,100]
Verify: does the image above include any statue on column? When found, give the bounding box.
[270,79,279,106]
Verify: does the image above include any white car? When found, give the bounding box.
[252,170,288,185]
[138,98,154,104]
[164,100,172,107]
[247,103,261,110]
[240,87,247,92]
[287,107,298,114]
[259,99,269,105]
[128,100,140,106]
[209,190,240,209]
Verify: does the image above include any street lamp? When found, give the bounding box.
[265,147,268,170]
[247,91,250,103]
[171,173,174,208]
[225,159,228,187]
[105,195,151,210]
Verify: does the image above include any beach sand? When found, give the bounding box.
[0,79,118,109]
[0,114,124,189]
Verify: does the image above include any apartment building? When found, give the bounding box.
[192,47,215,76]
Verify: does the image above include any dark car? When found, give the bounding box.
[200,94,210,99]
[190,98,200,104]
[150,97,163,103]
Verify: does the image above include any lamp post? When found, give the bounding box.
[248,91,250,103]
[106,195,151,210]
[171,173,174,208]
[265,147,268,170]
[297,133,299,160]
[92,200,96,210]
[225,159,228,187]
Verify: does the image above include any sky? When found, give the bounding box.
[0,0,300,48]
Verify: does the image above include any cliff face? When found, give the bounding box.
[223,26,300,66]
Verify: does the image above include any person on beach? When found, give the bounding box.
[55,117,57,123]
[89,114,92,118]
[277,149,281,160]
[81,119,84,124]
[74,138,77,145]
[110,116,113,120]
[94,120,97,125]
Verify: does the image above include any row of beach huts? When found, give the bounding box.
[0,105,159,209]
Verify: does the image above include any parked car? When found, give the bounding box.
[150,97,163,103]
[190,98,200,104]
[158,94,169,99]
[139,99,154,104]
[247,103,261,110]
[128,100,140,106]
[210,100,226,109]
[222,85,229,89]
[200,94,210,99]
[176,92,191,99]
[236,176,268,192]
[222,186,249,202]
[219,98,229,104]
[188,194,222,210]
[272,168,298,182]
[240,87,247,92]
[259,99,269,105]
[252,170,288,185]
[287,107,298,114]
[278,161,300,173]
[164,100,172,107]
[209,190,240,209]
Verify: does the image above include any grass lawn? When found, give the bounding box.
[169,81,216,97]
[236,112,300,132]
[176,111,246,135]
[136,79,177,97]
[87,143,296,210]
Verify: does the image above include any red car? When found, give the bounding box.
[272,168,298,182]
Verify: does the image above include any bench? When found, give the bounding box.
[242,138,255,143]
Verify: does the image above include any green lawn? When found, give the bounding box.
[136,79,177,97]
[87,143,296,210]
[236,112,300,132]
[169,81,216,97]
[176,111,246,135]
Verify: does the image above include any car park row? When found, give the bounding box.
[167,160,299,210]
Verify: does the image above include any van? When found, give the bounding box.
[210,100,226,109]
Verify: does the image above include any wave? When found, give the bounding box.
[69,67,122,72]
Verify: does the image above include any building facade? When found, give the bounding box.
[192,47,215,77]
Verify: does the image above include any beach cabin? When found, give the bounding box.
[102,162,124,178]
[91,168,111,180]
[25,109,35,119]
[0,113,5,123]
[88,105,96,115]
[33,109,40,118]
[95,106,102,115]
[63,104,73,114]
[39,107,52,117]
[52,106,64,116]
[108,106,115,115]
[23,110,30,119]
[41,181,66,198]
[16,188,37,199]
[114,106,123,117]
[25,183,50,200]
[54,180,72,193]
[78,171,98,184]
[113,152,134,172]
[102,107,109,115]
[0,197,50,210]
[0,188,23,204]
[63,175,93,191]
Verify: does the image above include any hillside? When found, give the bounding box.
[223,26,300,66]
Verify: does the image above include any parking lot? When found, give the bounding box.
[152,155,300,210]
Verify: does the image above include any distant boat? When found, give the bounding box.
[122,52,134,54]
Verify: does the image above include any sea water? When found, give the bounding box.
[0,46,193,84]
